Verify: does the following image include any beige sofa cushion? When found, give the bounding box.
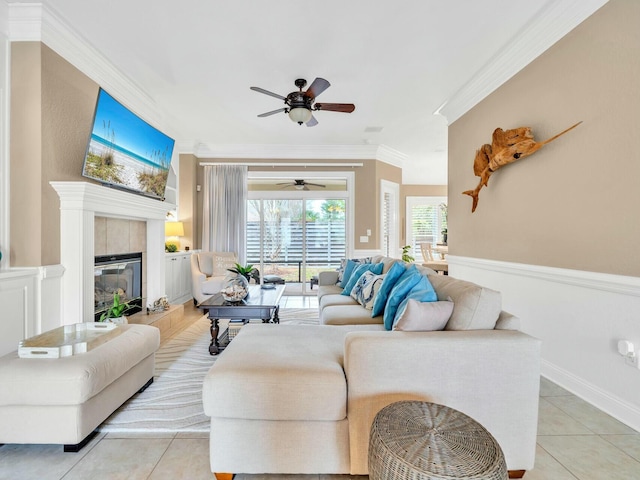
[428,274,502,330]
[317,284,342,301]
[0,324,159,406]
[203,324,349,422]
[320,293,358,310]
[322,305,383,326]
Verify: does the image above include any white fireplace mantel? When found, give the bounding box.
[51,181,176,324]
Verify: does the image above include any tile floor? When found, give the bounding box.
[1,298,639,480]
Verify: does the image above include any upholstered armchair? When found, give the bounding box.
[191,251,237,304]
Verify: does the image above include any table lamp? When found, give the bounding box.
[165,221,185,251]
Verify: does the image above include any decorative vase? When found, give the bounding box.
[221,274,249,302]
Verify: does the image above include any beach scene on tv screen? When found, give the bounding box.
[83,89,175,198]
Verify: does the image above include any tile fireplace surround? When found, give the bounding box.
[51,181,174,325]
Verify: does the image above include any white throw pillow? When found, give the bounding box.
[392,299,454,331]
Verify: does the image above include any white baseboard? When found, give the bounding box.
[542,360,640,432]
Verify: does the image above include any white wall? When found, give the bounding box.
[449,256,640,432]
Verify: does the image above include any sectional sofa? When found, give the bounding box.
[202,255,541,478]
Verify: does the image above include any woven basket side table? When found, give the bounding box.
[368,401,508,480]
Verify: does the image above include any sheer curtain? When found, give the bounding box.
[202,165,248,263]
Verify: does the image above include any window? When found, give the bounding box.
[406,196,447,262]
[380,180,399,257]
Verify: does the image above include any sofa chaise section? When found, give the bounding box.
[202,324,354,474]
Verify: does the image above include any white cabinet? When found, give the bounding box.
[165,252,192,304]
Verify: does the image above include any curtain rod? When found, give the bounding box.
[199,162,363,167]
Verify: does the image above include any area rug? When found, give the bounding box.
[99,308,319,433]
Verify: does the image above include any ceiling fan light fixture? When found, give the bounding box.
[289,107,312,125]
[294,184,305,190]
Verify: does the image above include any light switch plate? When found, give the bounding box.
[359,236,369,243]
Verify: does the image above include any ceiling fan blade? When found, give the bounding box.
[303,186,309,191]
[315,103,356,113]
[305,182,326,188]
[257,107,287,118]
[305,77,330,99]
[250,86,287,101]
[306,114,318,127]
[276,182,294,185]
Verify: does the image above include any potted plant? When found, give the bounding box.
[401,245,415,263]
[227,263,258,283]
[99,292,133,324]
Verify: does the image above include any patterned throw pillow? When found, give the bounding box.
[341,262,384,296]
[337,257,372,285]
[350,271,385,309]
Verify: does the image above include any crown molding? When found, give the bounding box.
[190,143,406,167]
[193,144,376,160]
[435,0,610,124]
[7,2,177,138]
[7,3,41,40]
[376,144,407,169]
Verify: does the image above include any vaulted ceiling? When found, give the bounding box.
[7,0,607,184]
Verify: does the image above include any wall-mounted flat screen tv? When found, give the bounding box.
[82,88,175,200]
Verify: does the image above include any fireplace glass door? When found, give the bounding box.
[94,252,143,320]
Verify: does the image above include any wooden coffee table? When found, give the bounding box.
[197,284,285,355]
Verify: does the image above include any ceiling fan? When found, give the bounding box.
[250,77,356,127]
[277,179,326,191]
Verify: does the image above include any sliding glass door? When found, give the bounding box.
[247,198,346,294]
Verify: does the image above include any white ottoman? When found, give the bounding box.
[0,323,159,451]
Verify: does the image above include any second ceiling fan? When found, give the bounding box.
[277,179,326,190]
[250,77,355,127]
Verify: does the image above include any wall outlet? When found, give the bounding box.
[624,354,638,368]
[366,229,372,236]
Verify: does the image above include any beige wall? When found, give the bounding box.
[449,0,640,277]
[10,43,98,266]
[178,154,198,251]
[10,42,42,266]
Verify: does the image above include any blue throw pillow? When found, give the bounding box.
[342,262,384,296]
[392,277,438,328]
[338,260,359,288]
[371,262,406,317]
[382,267,423,330]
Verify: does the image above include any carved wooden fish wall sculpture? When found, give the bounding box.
[463,121,582,212]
